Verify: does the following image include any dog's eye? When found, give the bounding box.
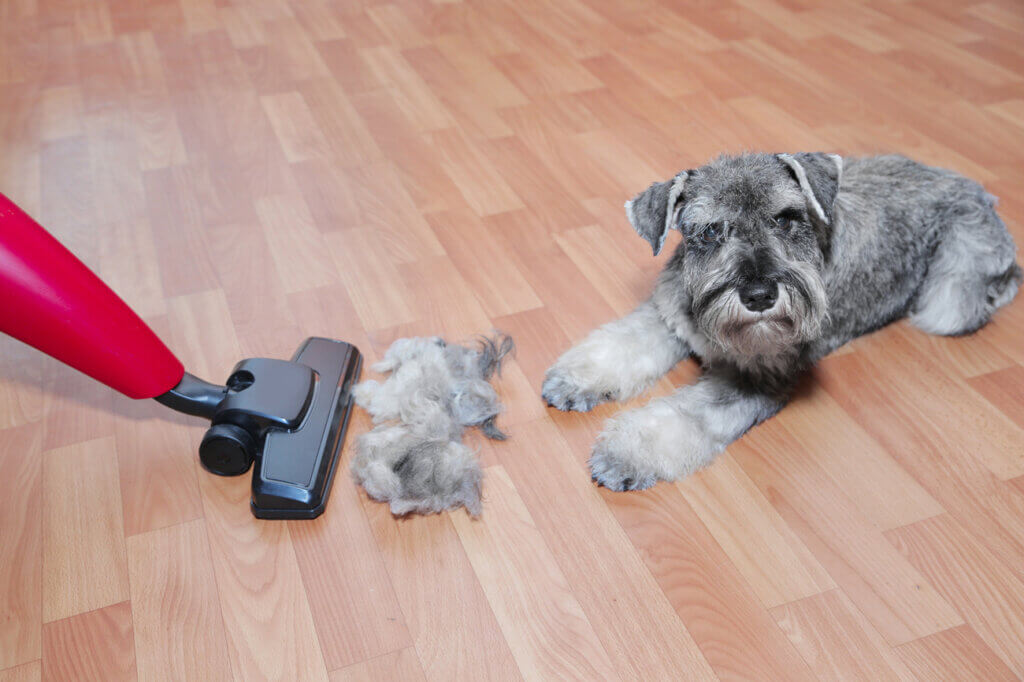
[700,223,722,244]
[774,211,800,231]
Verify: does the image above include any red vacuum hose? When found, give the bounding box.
[0,192,184,399]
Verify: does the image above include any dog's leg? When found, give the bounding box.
[589,370,786,490]
[910,193,1021,335]
[542,301,690,412]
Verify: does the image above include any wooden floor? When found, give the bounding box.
[3,0,1024,679]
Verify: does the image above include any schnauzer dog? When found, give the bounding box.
[543,152,1021,491]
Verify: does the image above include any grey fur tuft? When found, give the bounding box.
[479,416,507,441]
[351,332,514,516]
[476,331,515,380]
[351,424,483,517]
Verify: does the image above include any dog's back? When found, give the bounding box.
[820,155,1020,351]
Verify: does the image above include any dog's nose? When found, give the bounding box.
[739,280,778,312]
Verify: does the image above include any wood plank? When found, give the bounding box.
[255,193,338,294]
[358,46,453,132]
[769,377,944,531]
[732,424,963,646]
[0,338,45,431]
[770,590,916,681]
[324,227,420,332]
[198,472,330,682]
[42,437,130,623]
[553,225,651,316]
[98,215,167,319]
[967,364,1024,431]
[296,78,381,168]
[0,662,41,682]
[424,127,525,217]
[41,602,136,682]
[39,361,115,452]
[360,495,522,682]
[614,479,817,681]
[497,418,717,681]
[424,209,543,319]
[38,86,83,141]
[887,514,1024,676]
[451,466,616,681]
[678,453,836,609]
[288,470,412,671]
[895,625,1018,682]
[0,425,43,670]
[114,400,204,538]
[330,648,425,682]
[260,92,330,164]
[821,349,1024,578]
[206,221,304,360]
[142,166,220,297]
[126,519,234,682]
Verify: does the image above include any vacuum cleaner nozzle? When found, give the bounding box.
[156,338,362,519]
[1,193,362,520]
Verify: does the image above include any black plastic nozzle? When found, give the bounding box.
[155,337,362,519]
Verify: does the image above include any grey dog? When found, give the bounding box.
[542,152,1021,491]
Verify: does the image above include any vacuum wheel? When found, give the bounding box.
[199,423,255,476]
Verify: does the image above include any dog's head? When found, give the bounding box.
[628,152,841,356]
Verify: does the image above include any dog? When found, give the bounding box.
[542,152,1022,491]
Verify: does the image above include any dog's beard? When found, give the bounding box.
[692,260,827,356]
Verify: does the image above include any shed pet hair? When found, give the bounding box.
[351,332,513,517]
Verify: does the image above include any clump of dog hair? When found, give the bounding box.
[350,424,483,516]
[351,332,514,517]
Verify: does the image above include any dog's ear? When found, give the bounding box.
[778,153,843,226]
[625,171,688,256]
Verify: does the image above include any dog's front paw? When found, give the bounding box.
[541,370,613,412]
[588,441,658,491]
[589,409,663,490]
[588,399,710,491]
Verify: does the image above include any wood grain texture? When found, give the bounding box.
[0,425,42,671]
[732,423,963,647]
[497,419,717,681]
[0,662,41,682]
[450,466,616,681]
[198,473,330,682]
[968,364,1024,431]
[41,601,136,682]
[770,590,916,681]
[678,453,835,610]
[614,479,817,681]
[329,648,425,682]
[114,402,204,537]
[895,624,1018,682]
[4,0,1024,679]
[361,496,521,682]
[887,515,1024,676]
[288,463,412,672]
[41,437,130,624]
[126,519,234,682]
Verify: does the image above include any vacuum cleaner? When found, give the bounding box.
[0,192,361,519]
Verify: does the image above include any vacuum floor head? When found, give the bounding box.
[0,193,362,520]
[157,338,362,519]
